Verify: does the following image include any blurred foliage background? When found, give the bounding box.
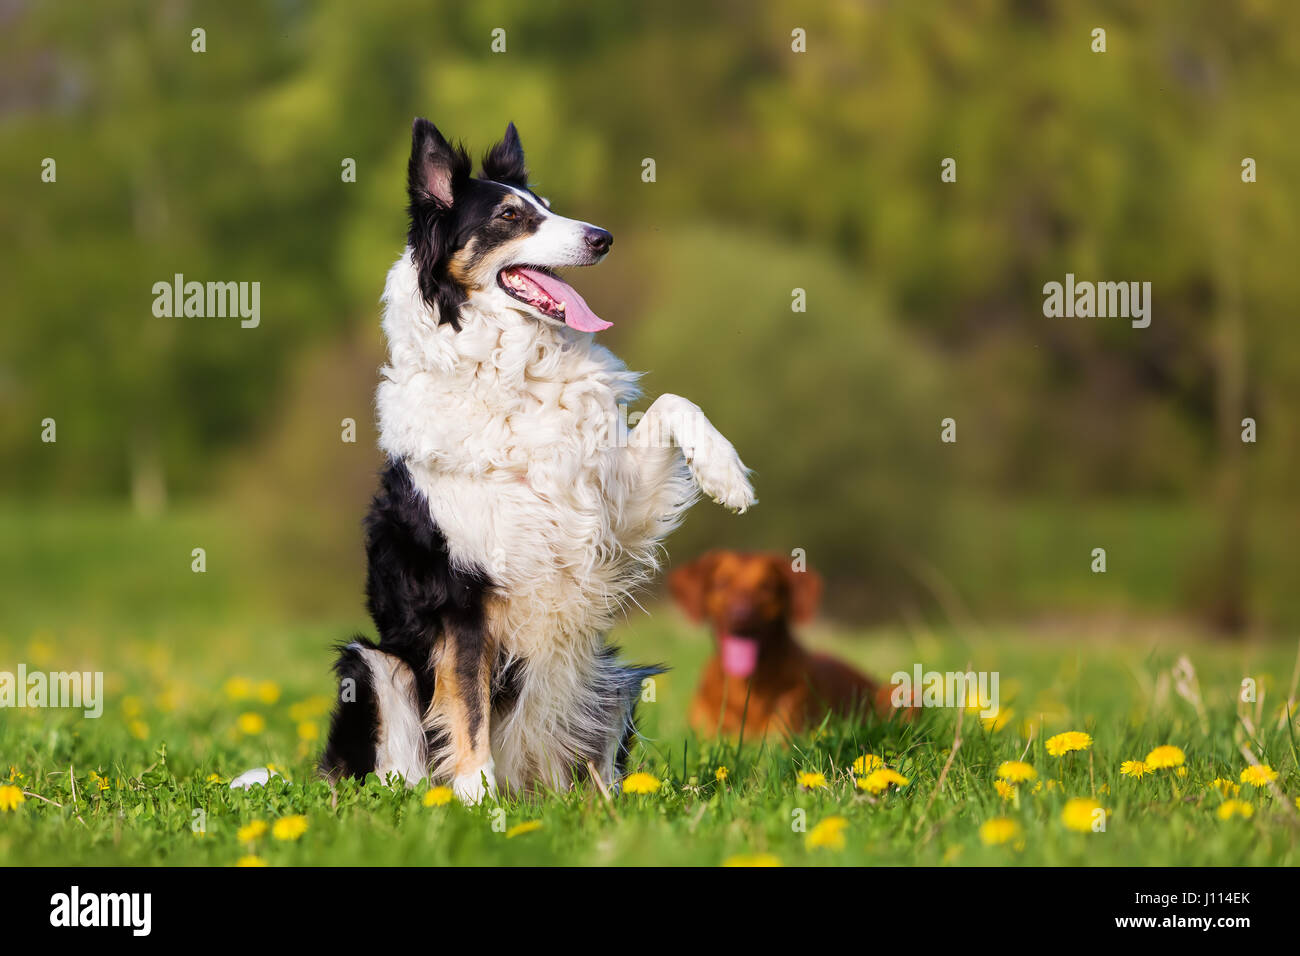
[3,0,1299,635]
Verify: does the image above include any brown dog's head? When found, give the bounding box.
[669,551,823,678]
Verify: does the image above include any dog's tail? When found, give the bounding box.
[319,637,427,786]
[607,657,669,778]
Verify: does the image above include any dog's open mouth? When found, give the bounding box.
[498,266,612,333]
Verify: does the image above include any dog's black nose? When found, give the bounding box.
[584,227,613,255]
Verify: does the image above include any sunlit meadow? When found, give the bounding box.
[2,508,1298,866]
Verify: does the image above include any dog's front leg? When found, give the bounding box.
[432,611,496,805]
[629,393,755,513]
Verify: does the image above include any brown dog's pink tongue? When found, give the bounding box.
[720,635,760,679]
[518,268,612,333]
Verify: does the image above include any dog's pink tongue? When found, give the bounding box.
[518,268,612,333]
[720,635,760,679]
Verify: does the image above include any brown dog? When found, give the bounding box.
[669,550,899,737]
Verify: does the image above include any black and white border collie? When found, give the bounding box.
[320,119,754,803]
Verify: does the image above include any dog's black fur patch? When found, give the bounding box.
[320,459,492,781]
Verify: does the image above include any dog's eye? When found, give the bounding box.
[500,208,519,221]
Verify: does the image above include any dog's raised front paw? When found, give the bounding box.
[689,438,756,514]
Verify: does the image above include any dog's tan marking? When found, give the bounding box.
[431,631,495,801]
[446,244,479,286]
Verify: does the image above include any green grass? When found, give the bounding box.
[2,505,1299,865]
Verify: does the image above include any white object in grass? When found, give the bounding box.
[229,767,281,790]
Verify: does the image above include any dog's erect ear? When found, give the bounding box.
[481,121,529,188]
[408,118,467,209]
[406,119,472,328]
[668,551,721,623]
[784,564,824,624]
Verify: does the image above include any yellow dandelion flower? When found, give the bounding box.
[1120,760,1149,779]
[1046,732,1092,757]
[1061,797,1107,833]
[1216,799,1254,820]
[1240,765,1278,787]
[236,820,268,843]
[1208,778,1239,798]
[622,772,661,795]
[505,820,543,839]
[997,761,1037,784]
[89,770,110,792]
[128,720,149,740]
[256,680,281,705]
[7,767,23,782]
[235,856,267,867]
[27,638,53,667]
[423,786,454,807]
[858,768,910,794]
[271,815,308,841]
[1031,780,1043,794]
[805,815,849,851]
[714,766,729,782]
[206,773,224,784]
[1175,766,1187,778]
[0,785,26,812]
[288,696,331,721]
[961,685,989,711]
[979,817,1022,846]
[223,676,253,701]
[297,721,319,741]
[797,771,828,790]
[722,853,782,867]
[1145,745,1186,770]
[981,707,1014,732]
[994,779,1016,801]
[236,712,266,735]
[852,754,885,775]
